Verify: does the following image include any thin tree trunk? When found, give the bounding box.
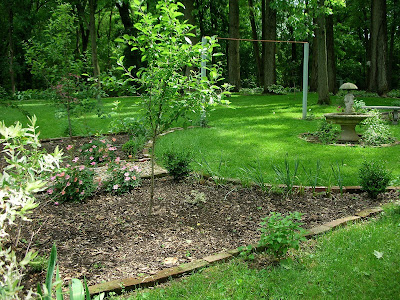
[248,0,262,85]
[228,0,241,91]
[262,0,276,93]
[369,0,388,96]
[326,14,337,94]
[388,0,398,89]
[107,6,114,69]
[8,6,15,95]
[149,134,156,215]
[316,1,330,105]
[310,35,318,92]
[89,0,101,80]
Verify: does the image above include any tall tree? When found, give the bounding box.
[326,14,337,94]
[368,0,389,96]
[228,0,241,91]
[248,0,262,85]
[388,0,398,89]
[89,0,101,79]
[7,5,15,95]
[315,1,330,104]
[262,0,277,93]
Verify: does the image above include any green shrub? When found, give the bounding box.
[162,149,193,181]
[361,111,394,146]
[258,212,306,258]
[48,164,96,202]
[122,136,147,157]
[315,118,339,144]
[359,160,392,199]
[104,164,141,195]
[79,137,117,165]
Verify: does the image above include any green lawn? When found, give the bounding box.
[1,93,399,186]
[111,206,400,300]
[155,93,400,186]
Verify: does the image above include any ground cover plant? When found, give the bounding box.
[110,205,400,299]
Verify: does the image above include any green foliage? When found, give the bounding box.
[47,164,96,202]
[28,254,49,272]
[240,160,268,192]
[122,137,147,158]
[272,155,300,194]
[38,244,104,300]
[0,116,62,299]
[265,84,288,95]
[359,160,392,199]
[314,118,339,144]
[361,111,395,146]
[79,138,117,165]
[108,104,148,138]
[258,212,306,258]
[104,164,141,195]
[184,190,207,206]
[162,149,193,181]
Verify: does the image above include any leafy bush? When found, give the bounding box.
[361,111,394,146]
[359,160,392,199]
[79,137,117,165]
[48,164,96,202]
[122,136,147,158]
[162,149,193,181]
[104,164,141,195]
[0,116,62,299]
[258,212,306,258]
[387,90,400,99]
[315,118,339,144]
[266,84,287,95]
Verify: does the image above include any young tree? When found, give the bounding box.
[262,0,277,92]
[118,0,230,214]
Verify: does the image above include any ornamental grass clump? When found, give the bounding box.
[359,160,392,199]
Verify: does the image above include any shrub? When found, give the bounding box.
[258,212,306,258]
[79,137,117,165]
[359,160,392,199]
[162,149,193,181]
[122,136,147,158]
[104,164,141,195]
[361,111,394,146]
[48,163,96,202]
[315,118,339,144]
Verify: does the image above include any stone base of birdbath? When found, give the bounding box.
[324,113,372,142]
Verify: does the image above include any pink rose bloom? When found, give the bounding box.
[124,172,130,177]
[79,180,83,185]
[79,165,85,171]
[47,189,53,194]
[61,190,66,195]
[66,182,71,187]
[65,175,70,180]
[125,177,130,181]
[90,156,94,160]
[54,201,59,206]
[92,145,97,148]
[66,164,71,168]
[73,157,79,162]
[80,191,85,195]
[115,157,120,163]
[50,176,56,181]
[59,172,65,177]
[112,137,116,142]
[113,184,119,190]
[101,140,106,143]
[66,145,73,151]
[132,176,136,180]
[90,162,96,166]
[74,177,78,182]
[121,166,127,170]
[89,148,93,152]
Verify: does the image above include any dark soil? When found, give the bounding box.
[16,177,397,290]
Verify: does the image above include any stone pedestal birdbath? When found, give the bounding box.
[324,83,372,142]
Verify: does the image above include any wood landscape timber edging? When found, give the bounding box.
[88,206,384,296]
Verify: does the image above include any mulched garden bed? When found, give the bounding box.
[16,177,398,291]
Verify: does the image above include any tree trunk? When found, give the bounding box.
[326,14,337,94]
[310,36,318,92]
[316,2,330,105]
[368,0,389,96]
[388,0,398,89]
[116,1,141,73]
[89,0,101,79]
[248,0,262,85]
[262,0,276,93]
[8,6,15,95]
[228,0,240,91]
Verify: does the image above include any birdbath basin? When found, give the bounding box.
[324,113,371,142]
